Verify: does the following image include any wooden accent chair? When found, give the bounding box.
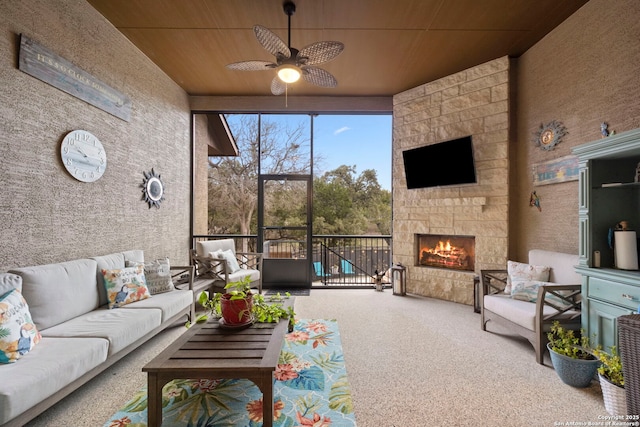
[480,250,582,364]
[189,239,263,297]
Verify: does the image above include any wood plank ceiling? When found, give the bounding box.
[86,0,589,97]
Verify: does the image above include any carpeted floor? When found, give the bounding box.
[103,319,354,427]
[25,290,606,427]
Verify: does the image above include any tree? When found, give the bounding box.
[207,115,392,240]
[208,115,310,237]
[313,165,391,235]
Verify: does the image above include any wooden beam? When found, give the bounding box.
[189,96,393,114]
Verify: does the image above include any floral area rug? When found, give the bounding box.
[104,319,356,427]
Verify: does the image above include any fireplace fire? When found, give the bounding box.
[416,234,475,272]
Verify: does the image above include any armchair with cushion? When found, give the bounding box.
[480,250,582,364]
[190,239,263,295]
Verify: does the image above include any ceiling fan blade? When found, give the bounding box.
[271,77,286,95]
[226,60,277,71]
[302,66,338,88]
[254,25,291,59]
[297,41,344,66]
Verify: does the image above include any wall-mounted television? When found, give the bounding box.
[402,136,477,189]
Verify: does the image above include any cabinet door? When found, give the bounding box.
[586,299,633,351]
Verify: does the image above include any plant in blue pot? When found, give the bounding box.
[547,321,600,388]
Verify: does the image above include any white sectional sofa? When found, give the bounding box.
[0,250,194,427]
[480,249,582,364]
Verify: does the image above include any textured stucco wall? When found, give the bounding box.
[512,0,640,261]
[392,57,510,305]
[0,1,191,270]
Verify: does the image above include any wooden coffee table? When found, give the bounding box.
[143,308,292,427]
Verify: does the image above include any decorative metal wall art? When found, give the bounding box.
[533,120,567,151]
[141,168,165,209]
[529,191,541,212]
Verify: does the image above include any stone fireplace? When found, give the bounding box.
[416,234,475,272]
[391,56,510,306]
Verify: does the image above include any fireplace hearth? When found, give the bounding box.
[416,234,475,272]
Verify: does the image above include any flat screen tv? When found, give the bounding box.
[402,136,477,189]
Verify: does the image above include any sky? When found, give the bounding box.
[313,114,392,190]
[226,113,393,190]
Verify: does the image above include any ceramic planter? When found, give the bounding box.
[599,373,626,415]
[220,293,253,325]
[547,343,600,388]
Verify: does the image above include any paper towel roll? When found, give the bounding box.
[615,230,639,270]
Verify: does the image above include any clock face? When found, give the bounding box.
[61,130,107,182]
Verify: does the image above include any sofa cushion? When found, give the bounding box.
[196,239,235,257]
[121,289,193,322]
[0,289,41,363]
[506,260,550,293]
[484,294,579,331]
[0,336,109,425]
[40,307,161,356]
[122,249,144,264]
[528,249,581,284]
[0,273,21,295]
[227,269,260,284]
[101,264,151,308]
[9,258,99,330]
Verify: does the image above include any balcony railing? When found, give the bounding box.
[192,234,392,289]
[312,235,392,288]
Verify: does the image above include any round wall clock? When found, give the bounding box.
[533,120,568,151]
[141,168,165,209]
[60,130,107,182]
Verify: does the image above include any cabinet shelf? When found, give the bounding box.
[600,182,640,189]
[573,127,640,350]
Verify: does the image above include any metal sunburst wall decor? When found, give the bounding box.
[141,168,165,209]
[533,120,568,151]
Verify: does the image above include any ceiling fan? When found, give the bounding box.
[226,1,344,95]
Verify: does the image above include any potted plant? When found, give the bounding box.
[186,279,296,329]
[593,346,626,415]
[547,321,600,388]
[218,275,254,326]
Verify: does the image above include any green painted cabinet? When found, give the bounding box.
[572,128,640,350]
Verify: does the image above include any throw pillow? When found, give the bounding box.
[208,250,225,274]
[143,258,175,295]
[506,260,550,293]
[511,280,572,310]
[216,249,241,274]
[0,289,42,363]
[101,264,151,309]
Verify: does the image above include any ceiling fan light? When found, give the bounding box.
[277,65,301,83]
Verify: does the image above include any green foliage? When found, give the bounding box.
[223,275,252,300]
[187,281,295,327]
[593,346,624,387]
[313,165,391,235]
[251,293,293,323]
[547,321,593,360]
